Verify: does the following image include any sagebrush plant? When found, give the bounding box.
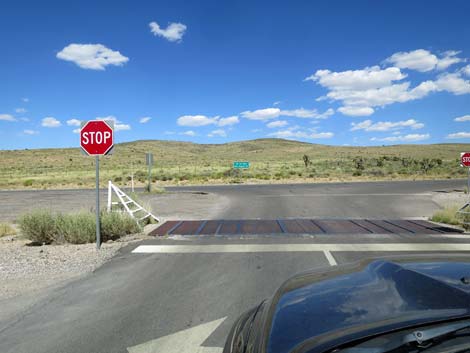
[0,140,466,189]
[55,212,96,244]
[0,223,16,237]
[19,211,59,244]
[430,205,461,226]
[431,204,470,230]
[19,210,141,244]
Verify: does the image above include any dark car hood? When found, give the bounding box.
[257,257,470,353]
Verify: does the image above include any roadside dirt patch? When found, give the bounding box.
[0,232,152,301]
[432,190,468,209]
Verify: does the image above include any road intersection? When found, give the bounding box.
[1,179,470,353]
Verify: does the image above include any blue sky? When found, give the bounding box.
[1,0,470,149]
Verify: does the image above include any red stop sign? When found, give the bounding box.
[461,152,470,167]
[80,120,114,155]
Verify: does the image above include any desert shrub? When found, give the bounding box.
[101,212,141,241]
[23,179,34,187]
[353,157,365,171]
[55,212,95,244]
[19,210,141,244]
[431,205,461,225]
[113,176,123,183]
[0,223,16,237]
[223,168,241,177]
[19,210,58,244]
[367,169,385,177]
[420,158,435,173]
[302,155,311,168]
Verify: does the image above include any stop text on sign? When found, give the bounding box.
[80,120,114,156]
[461,152,470,167]
[82,131,112,145]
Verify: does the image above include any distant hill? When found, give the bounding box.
[1,138,468,189]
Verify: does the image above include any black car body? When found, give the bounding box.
[224,255,470,353]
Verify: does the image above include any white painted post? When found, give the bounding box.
[107,180,112,212]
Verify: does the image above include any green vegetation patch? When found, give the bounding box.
[19,210,141,244]
[1,139,468,189]
[431,204,470,230]
[0,223,16,237]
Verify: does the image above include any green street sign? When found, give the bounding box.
[233,161,250,169]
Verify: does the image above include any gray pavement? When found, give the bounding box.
[1,179,470,353]
[0,179,466,221]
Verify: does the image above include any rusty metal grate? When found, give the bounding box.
[149,219,462,236]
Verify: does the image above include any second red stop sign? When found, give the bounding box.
[80,120,114,155]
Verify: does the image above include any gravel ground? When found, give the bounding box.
[0,231,153,301]
[432,190,469,208]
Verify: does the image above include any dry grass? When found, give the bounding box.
[0,223,16,237]
[1,138,468,189]
[430,205,461,225]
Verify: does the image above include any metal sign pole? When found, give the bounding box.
[95,155,101,249]
[146,152,153,193]
[148,160,152,192]
[468,167,470,202]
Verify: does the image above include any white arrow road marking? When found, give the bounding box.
[127,317,226,353]
[132,243,470,254]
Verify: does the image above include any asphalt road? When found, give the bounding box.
[165,179,466,219]
[1,179,469,353]
[0,179,466,221]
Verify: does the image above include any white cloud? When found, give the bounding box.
[15,108,27,113]
[267,120,288,128]
[431,72,470,95]
[306,66,406,90]
[72,128,81,134]
[338,106,374,116]
[177,114,239,127]
[308,50,470,117]
[386,49,439,72]
[436,50,465,70]
[149,21,187,42]
[20,117,30,122]
[241,108,280,121]
[177,115,218,126]
[371,133,430,142]
[268,126,334,139]
[208,129,227,137]
[273,101,282,106]
[22,97,29,103]
[462,65,470,76]
[446,132,470,139]
[241,107,333,120]
[310,132,334,138]
[139,117,151,124]
[96,116,131,131]
[280,108,315,118]
[455,115,470,122]
[41,117,61,128]
[0,114,16,122]
[180,130,196,136]
[315,108,335,119]
[385,49,464,72]
[66,118,82,126]
[57,43,129,70]
[351,119,424,132]
[164,131,175,135]
[23,129,39,135]
[280,108,334,119]
[218,116,239,126]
